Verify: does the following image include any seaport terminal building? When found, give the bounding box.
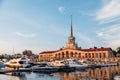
[38,17,115,63]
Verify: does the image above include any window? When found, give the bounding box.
[96,53,98,58]
[66,51,69,58]
[85,53,87,58]
[79,53,81,58]
[103,53,106,58]
[62,52,64,58]
[99,53,102,58]
[71,52,73,57]
[89,53,91,58]
[92,53,94,58]
[75,52,77,57]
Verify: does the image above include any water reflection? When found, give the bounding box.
[53,66,120,80]
[7,72,27,80]
[0,66,120,80]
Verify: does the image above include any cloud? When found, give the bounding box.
[14,32,36,38]
[95,0,120,49]
[97,32,103,37]
[58,6,65,14]
[96,24,120,49]
[95,0,120,24]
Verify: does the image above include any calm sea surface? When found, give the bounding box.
[0,66,120,80]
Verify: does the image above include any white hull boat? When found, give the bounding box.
[48,60,65,67]
[4,56,30,68]
[64,58,88,68]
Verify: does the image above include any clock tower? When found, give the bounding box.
[65,15,78,49]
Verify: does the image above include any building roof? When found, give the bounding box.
[39,47,112,54]
[81,48,111,52]
[40,50,59,54]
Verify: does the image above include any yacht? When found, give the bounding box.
[0,61,5,67]
[4,56,30,68]
[4,59,22,68]
[18,56,31,68]
[64,58,88,68]
[48,60,65,67]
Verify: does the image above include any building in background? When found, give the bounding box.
[38,16,114,63]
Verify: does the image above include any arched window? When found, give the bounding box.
[82,56,84,58]
[103,53,106,58]
[66,51,69,58]
[62,52,64,58]
[75,52,77,57]
[99,53,102,58]
[89,53,91,58]
[58,53,60,59]
[96,53,98,58]
[55,54,57,58]
[79,53,81,58]
[70,52,73,57]
[85,53,87,58]
[92,53,94,58]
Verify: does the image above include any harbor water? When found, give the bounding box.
[0,66,120,80]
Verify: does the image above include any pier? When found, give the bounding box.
[0,68,31,74]
[0,66,77,74]
[0,63,118,75]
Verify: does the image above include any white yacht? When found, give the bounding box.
[0,61,5,67]
[4,56,30,68]
[18,56,30,68]
[48,60,65,67]
[64,58,88,68]
[4,59,22,68]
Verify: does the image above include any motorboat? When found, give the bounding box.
[32,66,59,73]
[4,59,21,68]
[18,56,31,68]
[48,60,66,67]
[4,56,30,68]
[106,62,117,66]
[0,61,5,69]
[94,62,117,68]
[64,58,88,68]
[0,61,5,68]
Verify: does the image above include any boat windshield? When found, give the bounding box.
[19,61,26,64]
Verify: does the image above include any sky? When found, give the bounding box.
[0,0,120,54]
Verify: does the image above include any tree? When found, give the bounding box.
[112,50,117,57]
[22,50,33,58]
[116,47,120,54]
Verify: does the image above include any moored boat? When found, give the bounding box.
[64,58,88,69]
[4,56,30,68]
[48,60,66,67]
[32,66,59,73]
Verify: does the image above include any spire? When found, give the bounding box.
[70,15,73,37]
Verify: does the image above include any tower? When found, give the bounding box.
[65,15,78,49]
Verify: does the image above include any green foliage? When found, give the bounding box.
[112,50,117,57]
[117,47,120,54]
[0,55,5,59]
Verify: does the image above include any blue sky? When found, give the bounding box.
[0,0,120,54]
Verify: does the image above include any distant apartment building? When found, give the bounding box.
[38,17,114,62]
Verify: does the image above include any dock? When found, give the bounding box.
[0,63,118,75]
[0,66,76,74]
[0,68,31,74]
